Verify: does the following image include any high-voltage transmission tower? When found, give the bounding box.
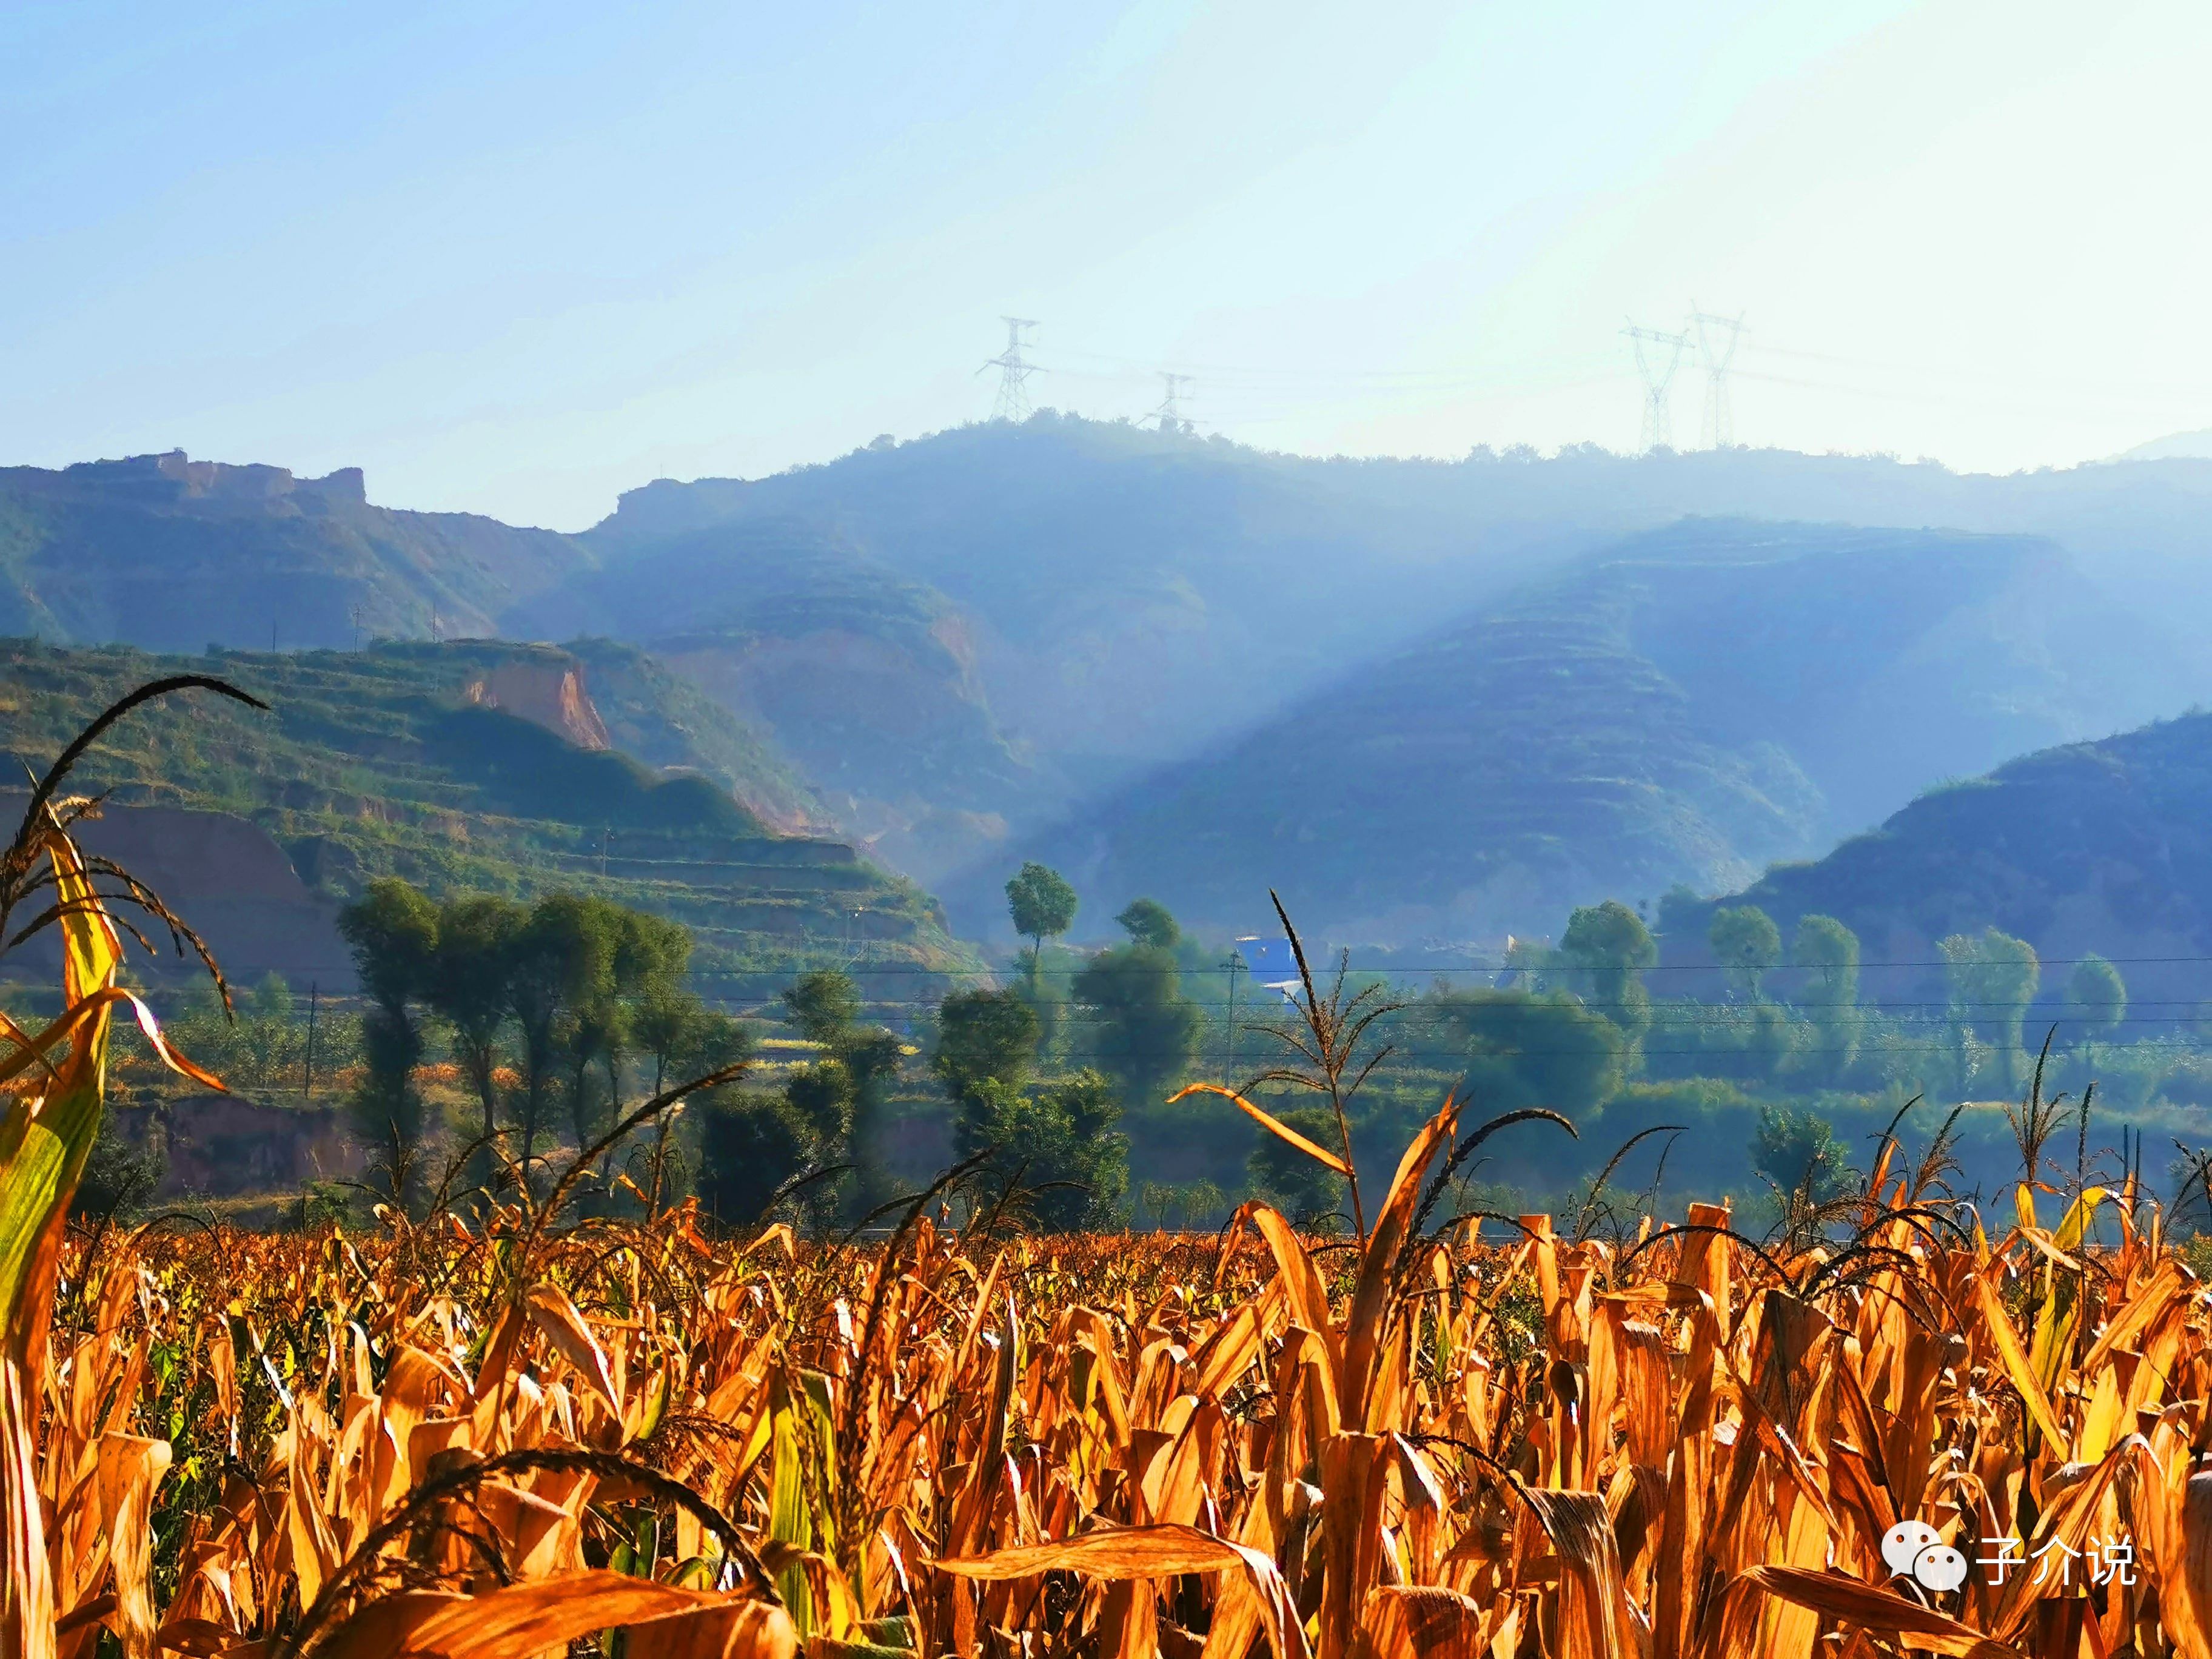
[980,317,1042,421]
[1622,323,1692,453]
[1150,372,1193,434]
[1690,307,1746,449]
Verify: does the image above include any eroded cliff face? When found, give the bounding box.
[0,796,354,987]
[461,659,612,751]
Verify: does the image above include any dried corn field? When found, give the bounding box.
[16,1125,2212,1659]
[14,683,2212,1658]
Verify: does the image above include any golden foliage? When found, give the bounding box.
[8,694,2212,1656]
[0,1101,2200,1657]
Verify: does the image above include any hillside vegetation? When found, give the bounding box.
[1669,706,2212,1013]
[979,518,2183,945]
[0,451,586,646]
[0,638,971,988]
[511,517,1042,876]
[19,424,2212,910]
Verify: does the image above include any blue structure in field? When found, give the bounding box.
[1233,936,1304,1000]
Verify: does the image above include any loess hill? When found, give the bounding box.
[977,518,2185,946]
[1666,705,2212,1011]
[19,427,2212,917]
[0,637,974,993]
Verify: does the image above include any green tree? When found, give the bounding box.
[1561,899,1656,1045]
[1247,1104,1349,1233]
[1752,1103,1856,1211]
[782,968,900,1216]
[1431,987,1626,1116]
[504,894,612,1182]
[1709,905,1781,1002]
[2067,953,2127,1043]
[1791,914,1862,1075]
[337,879,440,1170]
[1940,928,2040,1093]
[784,1058,856,1151]
[697,1092,826,1228]
[548,900,627,1150]
[631,999,751,1208]
[631,987,749,1101]
[72,1116,166,1223]
[426,894,526,1150]
[783,969,862,1045]
[932,988,1041,1104]
[1072,941,1201,1109]
[958,1068,1128,1232]
[1005,862,1078,990]
[1114,897,1180,951]
[602,908,691,1108]
[235,973,301,1088]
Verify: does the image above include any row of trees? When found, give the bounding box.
[1546,896,2131,1092]
[316,867,1166,1229]
[337,879,746,1190]
[310,862,2144,1233]
[1004,863,1205,1107]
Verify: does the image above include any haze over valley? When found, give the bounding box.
[12,426,2212,958]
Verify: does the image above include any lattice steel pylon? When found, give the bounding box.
[979,317,1043,421]
[1623,323,1692,453]
[1691,306,1746,449]
[1150,372,1193,434]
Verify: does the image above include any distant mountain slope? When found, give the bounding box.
[2119,431,2212,462]
[578,416,2212,774]
[0,451,591,649]
[28,424,2212,904]
[509,517,1042,877]
[581,418,1530,783]
[966,520,2199,946]
[1664,711,2212,1011]
[0,640,968,990]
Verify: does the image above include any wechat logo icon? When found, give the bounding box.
[1883,1520,1968,1592]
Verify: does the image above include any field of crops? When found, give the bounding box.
[12,683,2212,1659]
[8,1141,2203,1659]
[8,1110,2208,1659]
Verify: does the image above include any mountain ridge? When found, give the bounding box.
[957,517,2202,948]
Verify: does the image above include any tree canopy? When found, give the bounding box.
[1709,905,1782,1002]
[2067,952,2127,1041]
[1114,897,1181,951]
[1006,863,1078,950]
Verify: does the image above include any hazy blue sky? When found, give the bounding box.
[5,1,2208,526]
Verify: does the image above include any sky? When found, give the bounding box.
[5,0,2211,529]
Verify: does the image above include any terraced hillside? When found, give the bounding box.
[977,518,2190,946]
[0,638,974,994]
[1663,708,2212,1012]
[511,517,1042,878]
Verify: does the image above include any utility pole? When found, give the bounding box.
[1151,372,1193,434]
[980,318,1042,421]
[304,980,317,1100]
[1222,948,1246,1080]
[600,826,611,879]
[1623,323,1692,453]
[1690,306,1746,449]
[349,605,365,651]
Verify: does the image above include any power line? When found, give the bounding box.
[147,953,2212,978]
[979,317,1043,421]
